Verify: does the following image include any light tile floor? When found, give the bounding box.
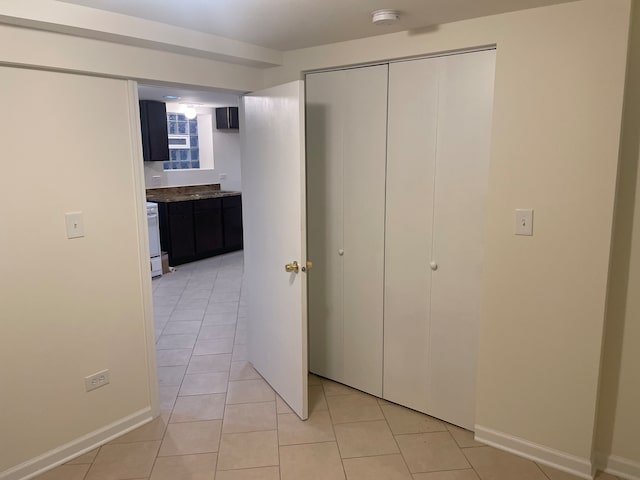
[36,251,619,480]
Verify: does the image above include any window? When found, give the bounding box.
[164,113,200,169]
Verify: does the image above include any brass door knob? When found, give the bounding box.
[301,261,313,273]
[285,261,300,273]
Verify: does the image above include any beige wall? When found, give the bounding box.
[596,0,640,471]
[0,23,263,93]
[0,68,151,473]
[0,0,637,475]
[0,17,255,478]
[0,0,281,67]
[264,0,632,465]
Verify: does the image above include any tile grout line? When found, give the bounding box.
[149,264,197,478]
[160,259,220,477]
[202,261,229,477]
[319,380,349,480]
[215,256,242,476]
[380,398,413,478]
[276,393,283,480]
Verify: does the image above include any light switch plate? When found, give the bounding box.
[65,212,85,239]
[515,209,534,236]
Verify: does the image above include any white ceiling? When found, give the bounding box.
[58,0,578,51]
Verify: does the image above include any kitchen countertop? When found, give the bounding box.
[146,184,241,203]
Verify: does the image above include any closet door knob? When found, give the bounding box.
[338,249,344,256]
[430,261,438,271]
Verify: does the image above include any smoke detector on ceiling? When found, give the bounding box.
[372,9,400,26]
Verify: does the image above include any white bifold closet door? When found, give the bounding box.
[384,50,496,430]
[306,65,388,397]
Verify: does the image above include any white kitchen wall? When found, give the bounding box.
[213,127,242,191]
[143,102,242,191]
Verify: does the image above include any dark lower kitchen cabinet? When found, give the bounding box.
[222,196,243,250]
[157,195,242,266]
[194,198,224,255]
[160,202,196,265]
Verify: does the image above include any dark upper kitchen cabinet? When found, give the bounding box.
[216,107,239,130]
[140,100,169,161]
[222,196,243,250]
[194,198,224,255]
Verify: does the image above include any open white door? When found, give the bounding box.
[240,81,308,419]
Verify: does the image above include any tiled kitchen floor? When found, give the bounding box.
[37,251,619,480]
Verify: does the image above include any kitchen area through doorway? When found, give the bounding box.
[129,81,490,479]
[138,83,256,412]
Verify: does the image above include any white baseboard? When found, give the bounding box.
[0,407,154,480]
[474,425,594,479]
[595,451,640,480]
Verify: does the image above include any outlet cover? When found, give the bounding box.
[85,369,110,392]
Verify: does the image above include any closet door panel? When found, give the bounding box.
[342,65,388,396]
[306,70,346,379]
[429,50,496,429]
[384,58,440,410]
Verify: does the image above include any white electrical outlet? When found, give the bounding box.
[219,173,227,180]
[85,369,110,392]
[515,209,534,236]
[151,175,162,187]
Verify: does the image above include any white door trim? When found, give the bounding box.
[126,79,160,419]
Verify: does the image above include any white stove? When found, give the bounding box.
[146,202,162,277]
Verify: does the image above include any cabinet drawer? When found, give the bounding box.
[222,195,242,208]
[194,197,222,212]
[167,201,192,215]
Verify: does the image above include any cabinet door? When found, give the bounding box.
[229,107,239,129]
[222,196,243,250]
[167,201,195,264]
[216,107,239,130]
[194,198,223,255]
[140,100,169,162]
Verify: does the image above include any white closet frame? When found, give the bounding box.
[306,48,496,429]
